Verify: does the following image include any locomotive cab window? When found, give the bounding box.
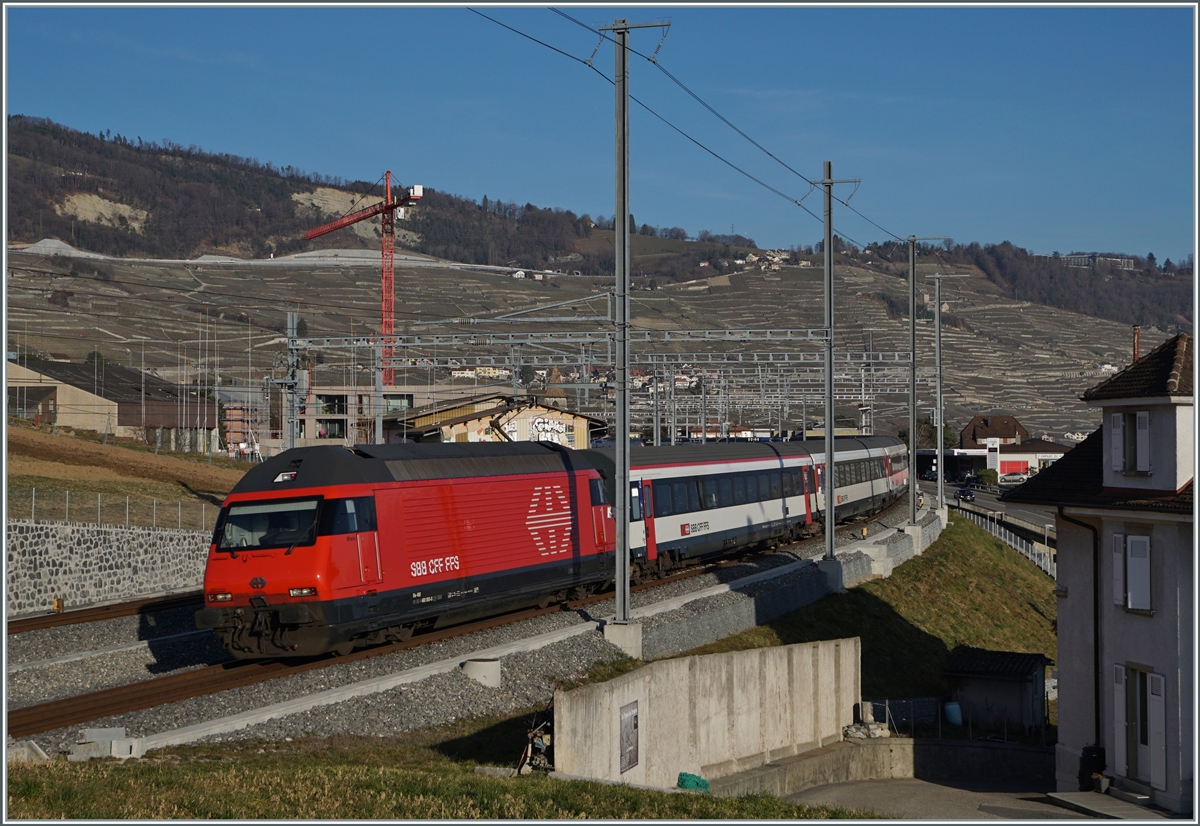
[217,498,321,551]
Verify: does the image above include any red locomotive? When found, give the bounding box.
[196,437,908,658]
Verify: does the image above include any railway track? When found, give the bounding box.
[7,592,204,635]
[6,565,713,739]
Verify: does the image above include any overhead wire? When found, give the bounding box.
[549,7,907,245]
[469,7,828,232]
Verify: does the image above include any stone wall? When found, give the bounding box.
[6,520,208,618]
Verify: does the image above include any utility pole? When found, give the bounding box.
[906,235,947,524]
[819,161,858,563]
[283,311,299,451]
[927,273,969,510]
[599,16,668,636]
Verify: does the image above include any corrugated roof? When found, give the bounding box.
[1081,333,1192,401]
[11,358,193,404]
[944,645,1051,679]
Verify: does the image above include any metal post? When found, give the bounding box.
[65,490,69,523]
[178,501,181,530]
[908,236,918,524]
[935,274,944,511]
[817,161,858,560]
[31,487,35,522]
[126,496,129,527]
[653,357,660,446]
[610,18,631,624]
[97,493,101,525]
[153,499,156,528]
[374,343,384,444]
[285,311,299,451]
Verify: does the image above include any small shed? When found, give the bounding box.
[944,645,1051,735]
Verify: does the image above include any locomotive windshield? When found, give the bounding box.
[216,497,321,551]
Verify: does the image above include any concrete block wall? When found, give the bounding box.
[554,638,860,790]
[642,567,829,661]
[6,520,209,618]
[837,551,874,589]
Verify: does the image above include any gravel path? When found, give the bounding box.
[11,498,914,757]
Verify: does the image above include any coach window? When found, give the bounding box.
[702,478,720,509]
[769,473,782,498]
[718,478,733,508]
[735,476,749,504]
[746,475,760,502]
[673,481,693,514]
[630,483,643,521]
[654,480,674,518]
[781,471,794,497]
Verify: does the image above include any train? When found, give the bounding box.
[195,436,909,658]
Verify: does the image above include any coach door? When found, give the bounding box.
[641,481,657,562]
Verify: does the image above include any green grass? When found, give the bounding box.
[679,516,1057,701]
[7,717,876,819]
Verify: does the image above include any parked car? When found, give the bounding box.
[920,470,938,481]
[999,472,1029,485]
[954,488,976,502]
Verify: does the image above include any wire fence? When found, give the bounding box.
[955,506,1055,578]
[8,487,215,533]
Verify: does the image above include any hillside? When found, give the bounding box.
[683,516,1057,703]
[7,115,1191,331]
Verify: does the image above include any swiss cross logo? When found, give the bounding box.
[680,524,691,536]
[526,485,572,557]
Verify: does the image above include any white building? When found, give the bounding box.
[1003,333,1193,814]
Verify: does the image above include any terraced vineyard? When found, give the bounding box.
[5,240,1170,441]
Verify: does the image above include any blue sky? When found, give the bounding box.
[5,5,1196,263]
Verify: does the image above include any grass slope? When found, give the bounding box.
[7,719,876,819]
[682,516,1058,700]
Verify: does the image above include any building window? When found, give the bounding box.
[1112,533,1151,611]
[1111,411,1151,474]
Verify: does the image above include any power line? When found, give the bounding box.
[549,7,905,245]
[470,8,828,232]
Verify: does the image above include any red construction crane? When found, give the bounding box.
[304,171,422,386]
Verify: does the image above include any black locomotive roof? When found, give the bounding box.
[230,442,584,495]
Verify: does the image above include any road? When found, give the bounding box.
[919,481,1056,536]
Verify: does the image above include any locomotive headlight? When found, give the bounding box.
[209,592,233,602]
[289,587,317,597]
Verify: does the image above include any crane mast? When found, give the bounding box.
[304,171,422,386]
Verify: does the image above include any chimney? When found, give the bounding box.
[1133,325,1141,361]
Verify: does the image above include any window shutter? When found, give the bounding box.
[1149,672,1166,790]
[1113,533,1125,605]
[1111,413,1124,471]
[1126,535,1151,610]
[1113,665,1127,777]
[1136,411,1151,472]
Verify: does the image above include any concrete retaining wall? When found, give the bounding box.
[554,638,860,790]
[709,738,1056,798]
[6,520,208,618]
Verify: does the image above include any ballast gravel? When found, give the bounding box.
[14,498,916,757]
